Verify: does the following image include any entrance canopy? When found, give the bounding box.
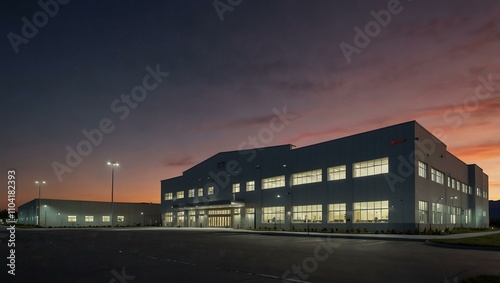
[171,200,245,211]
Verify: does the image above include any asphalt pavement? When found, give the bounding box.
[0,227,499,283]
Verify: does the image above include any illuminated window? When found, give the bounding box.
[164,192,173,200]
[177,191,184,199]
[484,191,488,199]
[85,216,94,222]
[188,189,195,198]
[246,181,255,192]
[418,161,427,178]
[246,208,255,214]
[262,206,285,223]
[232,183,240,193]
[198,188,203,197]
[447,176,451,187]
[68,216,77,222]
[476,188,481,196]
[328,203,346,223]
[292,169,322,185]
[353,157,389,178]
[465,209,471,224]
[449,206,458,224]
[293,204,322,223]
[234,208,241,215]
[177,211,184,225]
[102,216,110,222]
[165,212,173,223]
[208,209,231,215]
[262,176,285,189]
[327,165,346,181]
[431,168,444,184]
[353,201,389,223]
[432,203,443,224]
[419,201,429,224]
[208,186,214,195]
[117,216,125,222]
[451,178,456,189]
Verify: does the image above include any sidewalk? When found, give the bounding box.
[222,228,500,242]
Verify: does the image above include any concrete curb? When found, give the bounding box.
[254,231,428,242]
[424,240,500,251]
[215,229,429,242]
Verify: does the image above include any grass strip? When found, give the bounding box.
[430,233,500,247]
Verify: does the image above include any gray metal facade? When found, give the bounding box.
[18,199,160,227]
[161,121,489,232]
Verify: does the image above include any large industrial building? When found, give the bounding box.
[161,121,489,232]
[18,199,160,227]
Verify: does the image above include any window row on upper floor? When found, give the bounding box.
[418,161,487,198]
[164,157,389,200]
[260,157,388,189]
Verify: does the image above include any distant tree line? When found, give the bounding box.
[0,209,18,222]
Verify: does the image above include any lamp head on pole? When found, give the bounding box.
[107,161,119,167]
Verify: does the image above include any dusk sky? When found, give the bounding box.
[1,0,499,210]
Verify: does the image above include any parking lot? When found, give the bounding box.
[1,227,499,282]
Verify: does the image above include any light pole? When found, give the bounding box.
[35,181,46,227]
[107,161,119,228]
[141,212,144,227]
[400,199,405,233]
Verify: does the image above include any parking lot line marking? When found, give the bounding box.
[361,241,387,246]
[280,276,313,283]
[121,248,309,282]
